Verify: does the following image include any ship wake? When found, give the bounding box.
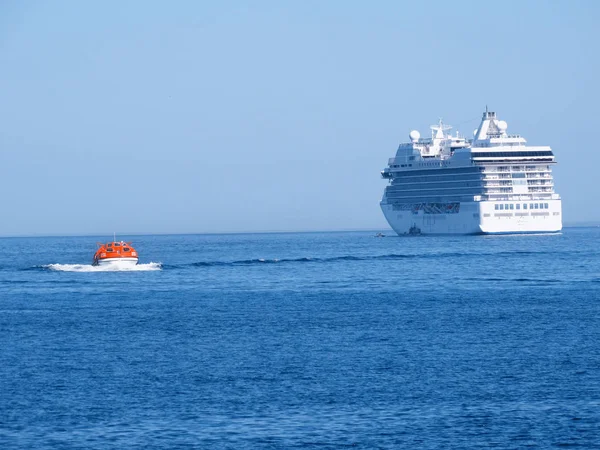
[42,262,162,272]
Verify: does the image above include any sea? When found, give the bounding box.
[1,228,599,449]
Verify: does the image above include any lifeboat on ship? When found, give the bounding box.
[92,241,139,267]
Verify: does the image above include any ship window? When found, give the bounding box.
[516,204,520,210]
[509,204,514,210]
[523,204,527,210]
[534,203,539,209]
[530,204,534,209]
[107,248,114,252]
[123,247,130,252]
[114,243,121,247]
[495,204,499,210]
[504,204,509,210]
[544,203,549,209]
[499,204,504,210]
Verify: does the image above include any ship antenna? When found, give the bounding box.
[114,231,116,242]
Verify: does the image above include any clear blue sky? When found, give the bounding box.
[1,1,598,235]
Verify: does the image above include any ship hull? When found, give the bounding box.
[381,200,562,235]
[93,257,139,267]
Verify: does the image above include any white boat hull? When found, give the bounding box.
[94,257,139,267]
[381,200,562,235]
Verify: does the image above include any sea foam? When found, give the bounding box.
[43,262,162,272]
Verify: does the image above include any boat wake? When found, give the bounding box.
[162,250,561,269]
[42,262,162,272]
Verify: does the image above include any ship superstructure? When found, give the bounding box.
[380,109,562,235]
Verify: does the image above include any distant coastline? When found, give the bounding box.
[563,221,600,228]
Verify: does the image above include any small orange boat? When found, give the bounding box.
[92,240,139,267]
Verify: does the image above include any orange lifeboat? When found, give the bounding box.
[92,241,139,267]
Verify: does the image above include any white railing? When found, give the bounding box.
[482,166,551,172]
[479,193,556,201]
[527,181,554,186]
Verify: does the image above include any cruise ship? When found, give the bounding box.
[380,109,562,235]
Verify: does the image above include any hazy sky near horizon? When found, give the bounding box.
[1,1,599,236]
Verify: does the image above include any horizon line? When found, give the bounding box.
[0,223,598,239]
[0,227,393,239]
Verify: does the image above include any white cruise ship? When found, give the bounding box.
[380,109,562,235]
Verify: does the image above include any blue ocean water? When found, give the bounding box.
[1,228,600,448]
